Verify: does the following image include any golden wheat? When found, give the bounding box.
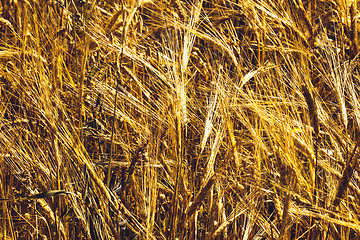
[0,0,360,239]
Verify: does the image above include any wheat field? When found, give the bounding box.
[0,0,360,239]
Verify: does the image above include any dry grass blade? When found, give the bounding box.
[332,140,360,208]
[301,85,319,137]
[187,173,216,217]
[0,190,74,202]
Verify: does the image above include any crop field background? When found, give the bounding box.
[1,0,360,239]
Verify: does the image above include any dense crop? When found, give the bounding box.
[1,0,360,239]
